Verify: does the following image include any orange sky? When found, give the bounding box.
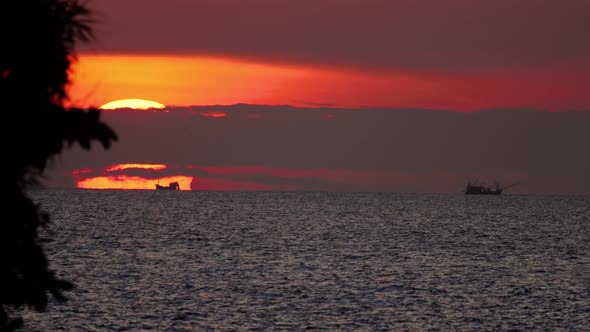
[53,1,590,193]
[69,54,305,108]
[77,175,193,191]
[69,54,590,112]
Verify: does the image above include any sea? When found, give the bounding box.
[20,189,590,331]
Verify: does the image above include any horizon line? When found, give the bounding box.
[95,102,590,114]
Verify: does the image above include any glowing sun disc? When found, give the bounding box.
[99,99,166,110]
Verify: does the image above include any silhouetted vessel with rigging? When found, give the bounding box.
[155,182,180,190]
[464,179,518,195]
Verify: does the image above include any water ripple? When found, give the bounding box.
[22,190,590,331]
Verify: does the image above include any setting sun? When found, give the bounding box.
[99,98,166,110]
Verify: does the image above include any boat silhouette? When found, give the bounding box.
[155,182,180,190]
[464,178,518,195]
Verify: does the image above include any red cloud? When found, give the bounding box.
[199,112,227,118]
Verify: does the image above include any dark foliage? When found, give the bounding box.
[0,1,116,330]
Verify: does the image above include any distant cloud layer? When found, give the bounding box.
[48,106,590,194]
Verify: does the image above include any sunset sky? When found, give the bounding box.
[53,0,590,193]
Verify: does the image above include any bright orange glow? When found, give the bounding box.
[100,99,165,110]
[105,163,167,172]
[69,54,306,109]
[77,175,193,190]
[69,54,590,111]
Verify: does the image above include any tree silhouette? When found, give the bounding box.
[0,1,116,330]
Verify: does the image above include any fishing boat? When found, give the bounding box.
[464,179,518,195]
[155,182,180,190]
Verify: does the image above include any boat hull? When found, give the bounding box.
[155,182,180,190]
[465,189,502,195]
[465,185,502,195]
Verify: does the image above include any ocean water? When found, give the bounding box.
[21,189,590,331]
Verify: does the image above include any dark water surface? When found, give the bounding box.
[23,189,590,331]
